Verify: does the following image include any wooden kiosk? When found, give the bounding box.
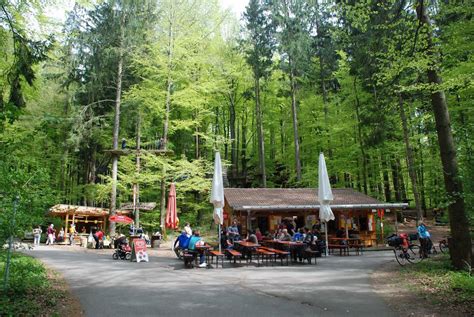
[223,188,408,247]
[48,204,131,236]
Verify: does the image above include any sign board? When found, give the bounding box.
[121,202,157,211]
[131,238,149,262]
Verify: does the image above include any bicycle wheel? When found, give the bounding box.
[394,248,408,266]
[439,241,449,253]
[406,245,423,264]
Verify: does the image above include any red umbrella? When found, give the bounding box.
[165,183,178,229]
[109,215,134,224]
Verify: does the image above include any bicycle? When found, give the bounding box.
[387,234,423,266]
[438,237,449,253]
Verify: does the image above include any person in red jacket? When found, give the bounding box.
[94,229,104,249]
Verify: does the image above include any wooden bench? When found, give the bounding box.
[349,244,364,255]
[261,247,290,266]
[225,249,242,265]
[256,248,276,266]
[303,249,319,264]
[207,250,225,268]
[328,244,349,256]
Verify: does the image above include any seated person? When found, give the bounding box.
[292,228,305,242]
[278,229,292,241]
[227,221,241,242]
[274,229,282,239]
[303,228,315,246]
[255,228,263,241]
[220,232,234,250]
[247,230,258,244]
[188,230,207,268]
[174,231,191,251]
[312,228,322,241]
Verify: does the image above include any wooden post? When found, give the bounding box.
[104,216,107,235]
[65,213,69,238]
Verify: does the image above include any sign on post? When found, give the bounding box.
[131,238,149,262]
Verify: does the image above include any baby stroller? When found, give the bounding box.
[113,237,132,260]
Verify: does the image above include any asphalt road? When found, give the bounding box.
[27,246,397,317]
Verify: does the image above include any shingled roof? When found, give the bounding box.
[224,188,406,211]
[48,204,131,216]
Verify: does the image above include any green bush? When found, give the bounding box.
[0,251,49,294]
[0,251,56,316]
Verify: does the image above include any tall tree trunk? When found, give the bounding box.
[353,78,368,194]
[109,12,125,236]
[289,65,302,182]
[398,158,407,201]
[255,77,267,187]
[229,84,237,179]
[399,94,422,225]
[133,114,141,227]
[241,112,248,184]
[381,154,391,202]
[279,105,285,158]
[417,0,471,269]
[391,157,402,202]
[160,6,174,232]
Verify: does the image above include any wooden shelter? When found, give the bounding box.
[223,188,408,247]
[48,204,131,234]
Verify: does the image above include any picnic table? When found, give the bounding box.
[262,240,307,263]
[328,238,363,255]
[234,241,260,264]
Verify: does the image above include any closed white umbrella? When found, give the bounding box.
[318,153,334,256]
[210,152,225,252]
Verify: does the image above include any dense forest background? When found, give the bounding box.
[0,1,472,255]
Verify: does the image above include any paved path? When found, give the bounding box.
[27,246,396,317]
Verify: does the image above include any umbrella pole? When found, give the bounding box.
[218,224,221,253]
[325,221,329,257]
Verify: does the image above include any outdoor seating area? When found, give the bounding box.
[179,236,327,269]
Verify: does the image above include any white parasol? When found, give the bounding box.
[318,152,334,256]
[210,151,225,252]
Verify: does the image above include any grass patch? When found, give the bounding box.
[399,254,474,312]
[0,251,65,316]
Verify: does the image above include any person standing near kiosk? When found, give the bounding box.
[69,224,76,246]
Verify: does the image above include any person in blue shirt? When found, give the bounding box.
[227,221,240,242]
[188,230,206,267]
[417,222,432,258]
[174,230,191,259]
[292,228,305,242]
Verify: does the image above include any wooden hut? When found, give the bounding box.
[223,188,407,247]
[48,204,131,235]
